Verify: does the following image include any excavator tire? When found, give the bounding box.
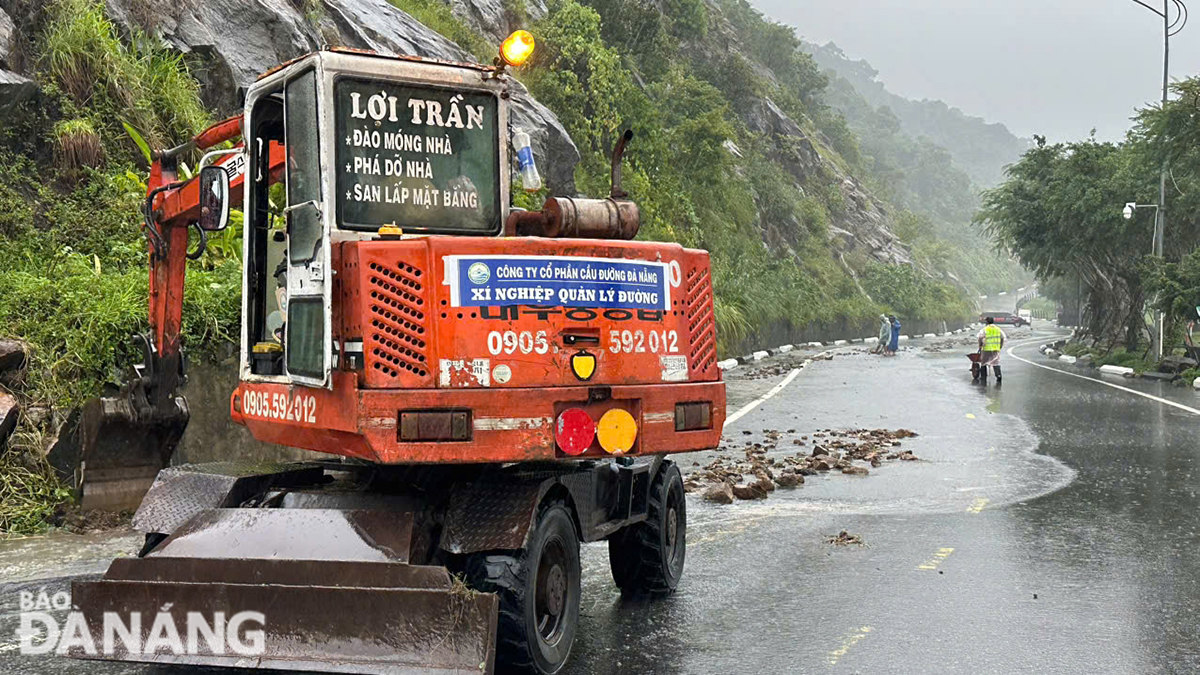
[464,499,581,675]
[607,461,686,596]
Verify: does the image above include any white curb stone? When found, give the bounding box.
[864,337,879,344]
[1058,355,1077,364]
[752,350,769,361]
[717,359,739,371]
[923,333,937,338]
[807,342,823,348]
[1193,377,1200,390]
[1099,364,1135,377]
[899,335,910,341]
[833,339,848,346]
[778,344,794,353]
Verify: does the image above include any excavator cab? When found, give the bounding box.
[237,51,511,388]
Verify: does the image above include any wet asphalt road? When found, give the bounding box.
[6,324,1200,673]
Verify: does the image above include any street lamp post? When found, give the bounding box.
[1129,0,1187,360]
[1124,202,1163,353]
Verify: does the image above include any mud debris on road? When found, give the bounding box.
[826,531,865,546]
[688,428,921,505]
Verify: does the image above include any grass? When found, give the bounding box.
[1,419,73,536]
[53,118,104,177]
[41,0,209,154]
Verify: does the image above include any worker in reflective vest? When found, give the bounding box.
[976,316,1005,384]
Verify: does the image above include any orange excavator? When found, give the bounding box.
[69,32,725,674]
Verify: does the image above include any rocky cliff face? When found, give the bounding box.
[670,0,911,271]
[0,6,35,114]
[1,0,580,194]
[741,97,910,266]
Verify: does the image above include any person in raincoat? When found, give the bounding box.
[887,315,901,356]
[977,316,1005,384]
[874,314,890,354]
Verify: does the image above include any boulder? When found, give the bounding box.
[731,482,768,500]
[702,482,733,504]
[0,6,34,114]
[0,392,17,447]
[1160,355,1198,374]
[0,338,28,378]
[104,0,579,195]
[775,472,802,487]
[842,465,869,476]
[751,474,775,492]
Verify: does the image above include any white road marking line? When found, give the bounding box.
[1008,341,1200,416]
[725,368,802,427]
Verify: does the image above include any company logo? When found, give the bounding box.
[467,262,490,285]
[13,588,266,657]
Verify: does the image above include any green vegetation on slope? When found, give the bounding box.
[0,0,240,533]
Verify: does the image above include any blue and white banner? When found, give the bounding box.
[443,255,672,310]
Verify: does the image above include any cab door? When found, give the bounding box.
[282,67,332,387]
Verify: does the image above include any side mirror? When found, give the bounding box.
[199,164,230,231]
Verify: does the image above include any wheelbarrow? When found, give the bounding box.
[968,352,981,380]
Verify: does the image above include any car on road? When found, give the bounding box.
[980,311,1029,327]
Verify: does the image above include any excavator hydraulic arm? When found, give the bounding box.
[49,117,283,511]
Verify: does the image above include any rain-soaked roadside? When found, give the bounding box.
[9,324,1200,674]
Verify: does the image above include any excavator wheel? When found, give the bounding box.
[464,499,581,675]
[608,461,686,596]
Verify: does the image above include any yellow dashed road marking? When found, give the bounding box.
[917,547,955,570]
[827,626,873,665]
[965,413,976,419]
[688,515,769,548]
[967,498,989,513]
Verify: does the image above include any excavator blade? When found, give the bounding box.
[69,508,499,674]
[71,394,188,511]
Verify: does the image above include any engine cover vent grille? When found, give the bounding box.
[685,264,717,378]
[365,259,429,383]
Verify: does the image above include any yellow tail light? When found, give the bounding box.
[597,409,637,455]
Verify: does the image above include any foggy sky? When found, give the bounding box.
[751,0,1200,143]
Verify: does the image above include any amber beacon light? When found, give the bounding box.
[500,30,535,68]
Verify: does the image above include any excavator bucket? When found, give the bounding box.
[69,508,499,674]
[73,393,188,511]
[47,339,190,512]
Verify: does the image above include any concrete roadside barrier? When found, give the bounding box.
[864,337,879,344]
[1193,377,1200,390]
[1099,364,1135,377]
[899,335,910,341]
[807,342,823,348]
[1058,355,1077,364]
[717,359,740,371]
[778,344,794,353]
[833,339,848,346]
[752,350,769,361]
[923,333,937,338]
